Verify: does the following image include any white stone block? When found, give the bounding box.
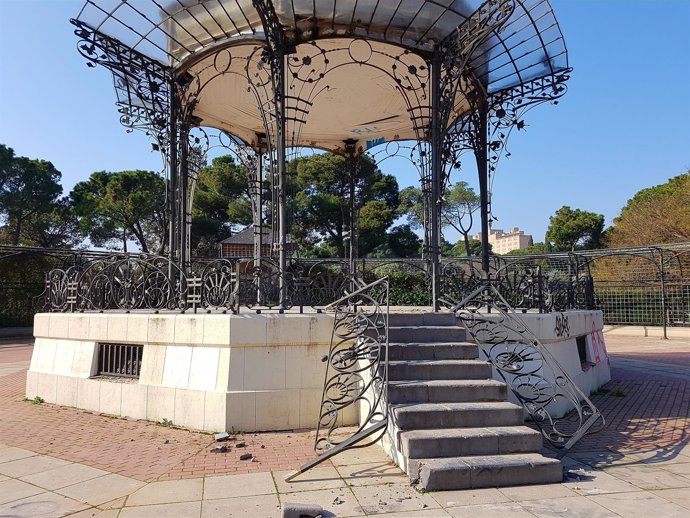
[243,346,285,390]
[107,314,129,342]
[121,383,147,420]
[138,344,166,385]
[266,314,311,346]
[215,348,231,391]
[310,314,335,345]
[56,376,78,407]
[298,389,323,429]
[33,313,50,337]
[72,342,97,377]
[226,392,256,432]
[77,378,101,412]
[48,314,69,339]
[126,314,149,343]
[148,315,175,344]
[53,340,76,376]
[68,315,91,340]
[25,371,38,399]
[286,344,328,389]
[174,315,203,345]
[226,348,244,391]
[173,389,206,430]
[203,392,227,432]
[88,315,108,341]
[29,339,42,372]
[37,373,58,403]
[188,347,220,391]
[146,385,175,423]
[255,390,300,431]
[202,315,231,345]
[99,381,123,416]
[229,314,267,346]
[161,346,192,389]
[34,338,57,373]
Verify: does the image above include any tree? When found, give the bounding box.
[449,238,490,256]
[19,198,83,249]
[387,224,422,257]
[291,153,399,257]
[71,170,167,253]
[398,182,481,256]
[442,182,481,256]
[191,155,256,256]
[506,242,552,255]
[545,206,605,251]
[0,146,63,245]
[607,172,690,247]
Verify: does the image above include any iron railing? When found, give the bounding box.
[97,343,143,378]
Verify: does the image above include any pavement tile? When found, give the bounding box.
[0,454,73,478]
[119,501,201,518]
[562,466,640,495]
[126,478,204,506]
[520,495,619,518]
[279,487,364,517]
[350,483,439,515]
[663,462,690,476]
[0,478,45,505]
[329,445,393,466]
[200,494,280,518]
[56,473,145,506]
[336,461,408,486]
[274,466,346,493]
[651,488,690,510]
[0,491,88,518]
[446,502,534,518]
[370,510,451,518]
[430,487,509,508]
[589,491,689,518]
[20,462,109,490]
[499,483,578,501]
[203,471,276,500]
[0,446,37,464]
[67,509,120,518]
[604,465,690,490]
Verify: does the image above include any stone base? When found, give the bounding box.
[26,312,356,432]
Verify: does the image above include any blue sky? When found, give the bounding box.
[1,0,689,244]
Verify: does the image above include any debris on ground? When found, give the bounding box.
[214,432,230,442]
[164,439,169,444]
[281,502,323,518]
[239,453,253,460]
[235,441,246,448]
[332,496,344,505]
[211,445,230,453]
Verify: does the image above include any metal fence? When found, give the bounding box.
[1,244,688,330]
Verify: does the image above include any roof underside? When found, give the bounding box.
[74,0,569,152]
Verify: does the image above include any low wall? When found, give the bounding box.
[26,312,355,432]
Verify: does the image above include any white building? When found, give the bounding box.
[474,227,533,255]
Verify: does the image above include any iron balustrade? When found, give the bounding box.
[97,343,143,378]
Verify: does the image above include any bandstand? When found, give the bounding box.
[27,0,610,489]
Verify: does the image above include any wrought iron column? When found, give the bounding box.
[168,76,178,264]
[276,52,288,308]
[253,147,263,267]
[178,121,191,272]
[475,100,491,278]
[430,47,443,310]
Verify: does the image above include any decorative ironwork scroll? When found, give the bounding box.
[285,276,389,481]
[453,282,604,455]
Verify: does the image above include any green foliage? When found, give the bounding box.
[291,153,399,257]
[545,205,605,251]
[71,170,167,253]
[0,144,64,246]
[31,396,45,404]
[448,238,488,257]
[506,242,552,256]
[608,172,690,247]
[386,225,422,258]
[364,268,430,306]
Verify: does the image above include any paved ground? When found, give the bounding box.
[0,334,688,517]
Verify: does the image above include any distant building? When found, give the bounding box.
[473,227,533,255]
[219,225,273,258]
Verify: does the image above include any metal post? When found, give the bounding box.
[168,78,178,264]
[179,123,189,273]
[276,53,287,308]
[430,47,442,311]
[658,249,668,339]
[475,101,491,278]
[254,148,263,267]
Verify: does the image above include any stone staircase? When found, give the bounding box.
[383,312,563,490]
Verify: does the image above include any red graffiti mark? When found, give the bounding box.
[590,321,610,367]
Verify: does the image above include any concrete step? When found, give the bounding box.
[388,360,492,381]
[388,379,506,404]
[411,453,563,490]
[388,313,457,327]
[388,326,466,343]
[401,426,543,459]
[392,402,524,430]
[387,343,479,361]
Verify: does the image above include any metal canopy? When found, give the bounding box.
[73,0,568,151]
